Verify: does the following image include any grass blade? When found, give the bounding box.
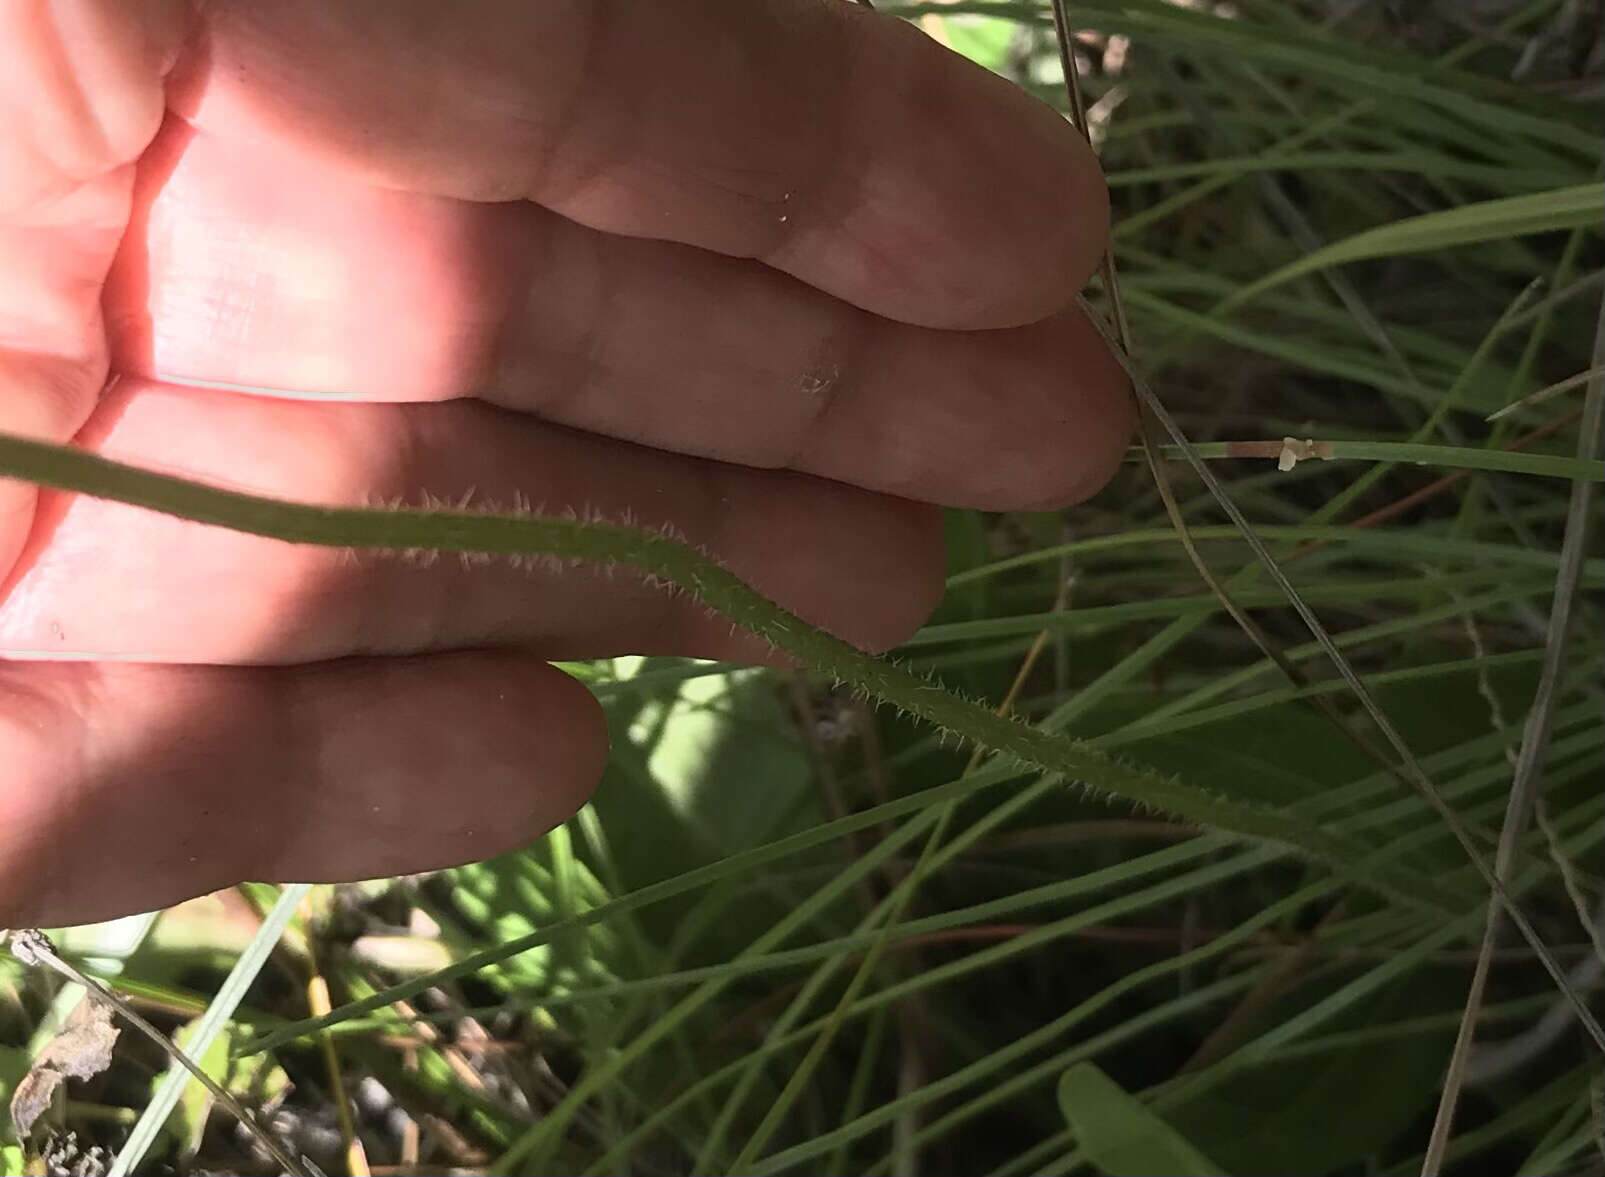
[1226,184,1603,310]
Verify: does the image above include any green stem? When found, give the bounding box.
[1131,440,1602,481]
[0,432,1443,904]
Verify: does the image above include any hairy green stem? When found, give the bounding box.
[0,431,1445,904]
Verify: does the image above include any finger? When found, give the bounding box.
[0,1,185,574]
[0,379,945,664]
[0,651,605,927]
[168,0,1108,329]
[107,120,1131,511]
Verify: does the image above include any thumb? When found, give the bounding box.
[0,0,187,578]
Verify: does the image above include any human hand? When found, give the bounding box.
[0,0,1129,926]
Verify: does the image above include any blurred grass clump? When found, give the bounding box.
[4,1,1602,1174]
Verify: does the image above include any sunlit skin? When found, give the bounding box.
[0,0,1130,926]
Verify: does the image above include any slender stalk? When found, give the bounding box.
[0,429,1433,903]
[1421,288,1605,1177]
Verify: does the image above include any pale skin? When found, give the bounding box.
[0,0,1130,927]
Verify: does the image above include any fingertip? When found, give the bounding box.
[745,489,945,655]
[668,481,947,662]
[300,651,610,871]
[0,654,615,927]
[853,496,948,653]
[1010,306,1135,511]
[923,62,1112,330]
[520,658,611,824]
[782,10,1111,331]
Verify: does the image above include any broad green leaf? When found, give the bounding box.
[933,13,1019,72]
[642,667,812,853]
[1167,972,1456,1176]
[592,664,816,883]
[582,664,827,957]
[1058,1062,1228,1177]
[164,1019,235,1157]
[1229,185,1603,308]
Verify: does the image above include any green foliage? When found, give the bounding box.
[5,2,1601,1174]
[0,1047,28,1135]
[1165,972,1459,1176]
[1058,1062,1227,1177]
[159,1019,289,1160]
[1226,183,1604,309]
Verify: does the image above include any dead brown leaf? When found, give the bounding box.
[8,998,120,1138]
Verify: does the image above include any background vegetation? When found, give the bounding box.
[4,1,1602,1173]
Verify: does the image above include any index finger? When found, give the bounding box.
[168,0,1109,329]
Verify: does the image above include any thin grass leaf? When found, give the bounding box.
[1136,440,1604,482]
[109,884,309,1176]
[1423,291,1605,1176]
[1226,185,1604,311]
[1075,294,1605,1050]
[1486,365,1604,422]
